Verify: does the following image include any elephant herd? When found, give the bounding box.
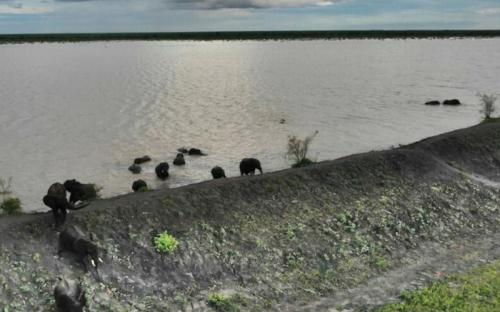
[129,148,263,193]
[40,151,263,311]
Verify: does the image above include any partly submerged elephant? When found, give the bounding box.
[239,158,263,175]
[173,153,186,166]
[155,162,169,180]
[211,166,226,179]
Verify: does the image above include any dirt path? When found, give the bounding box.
[290,231,500,312]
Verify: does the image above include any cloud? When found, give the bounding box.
[477,7,500,15]
[53,0,339,10]
[170,0,337,10]
[0,1,53,14]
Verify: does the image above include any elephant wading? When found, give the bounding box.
[155,162,170,180]
[54,277,86,312]
[173,153,186,166]
[132,179,147,192]
[239,158,263,175]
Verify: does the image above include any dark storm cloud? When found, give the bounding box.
[52,0,337,10]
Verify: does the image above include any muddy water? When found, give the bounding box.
[1,39,499,211]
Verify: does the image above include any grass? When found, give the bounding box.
[154,231,179,254]
[207,293,239,312]
[1,197,22,215]
[378,261,500,312]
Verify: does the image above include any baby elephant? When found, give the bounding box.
[239,158,263,175]
[155,162,169,180]
[58,225,102,272]
[64,179,98,204]
[173,153,186,166]
[54,277,86,312]
[211,166,226,179]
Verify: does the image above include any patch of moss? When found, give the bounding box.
[207,293,239,312]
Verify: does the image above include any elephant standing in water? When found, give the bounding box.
[239,158,263,175]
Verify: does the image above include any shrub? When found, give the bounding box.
[286,131,318,168]
[207,293,238,312]
[479,93,497,120]
[154,231,179,254]
[1,197,22,215]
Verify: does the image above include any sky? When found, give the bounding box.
[0,0,500,34]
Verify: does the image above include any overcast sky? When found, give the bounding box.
[1,0,500,34]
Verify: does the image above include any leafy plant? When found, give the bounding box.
[479,93,497,120]
[286,131,318,168]
[154,231,179,254]
[1,197,22,215]
[207,293,238,312]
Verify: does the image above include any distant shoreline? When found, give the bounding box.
[1,30,500,44]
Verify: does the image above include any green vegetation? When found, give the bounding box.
[378,261,500,312]
[1,30,500,44]
[154,231,179,254]
[287,131,318,168]
[479,93,498,120]
[1,197,22,215]
[207,293,239,312]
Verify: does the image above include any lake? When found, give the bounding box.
[1,38,499,212]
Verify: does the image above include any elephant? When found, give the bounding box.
[443,99,461,105]
[128,163,142,174]
[54,277,86,312]
[239,158,263,175]
[211,166,226,179]
[155,162,169,180]
[425,100,440,106]
[177,148,188,154]
[58,225,102,272]
[132,179,147,192]
[134,155,151,165]
[188,148,206,156]
[43,183,87,229]
[63,180,98,204]
[173,153,186,166]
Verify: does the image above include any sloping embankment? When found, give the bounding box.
[1,121,500,311]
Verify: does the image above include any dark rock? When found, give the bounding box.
[443,99,461,106]
[425,100,440,106]
[134,155,151,165]
[173,153,186,166]
[280,118,286,124]
[132,179,147,192]
[211,166,226,179]
[155,162,169,180]
[128,164,142,174]
[177,148,189,154]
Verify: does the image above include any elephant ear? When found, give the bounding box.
[43,195,57,209]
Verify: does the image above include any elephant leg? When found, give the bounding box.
[51,208,59,227]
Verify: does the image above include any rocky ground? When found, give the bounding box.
[1,120,500,311]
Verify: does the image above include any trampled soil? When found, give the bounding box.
[1,120,500,311]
